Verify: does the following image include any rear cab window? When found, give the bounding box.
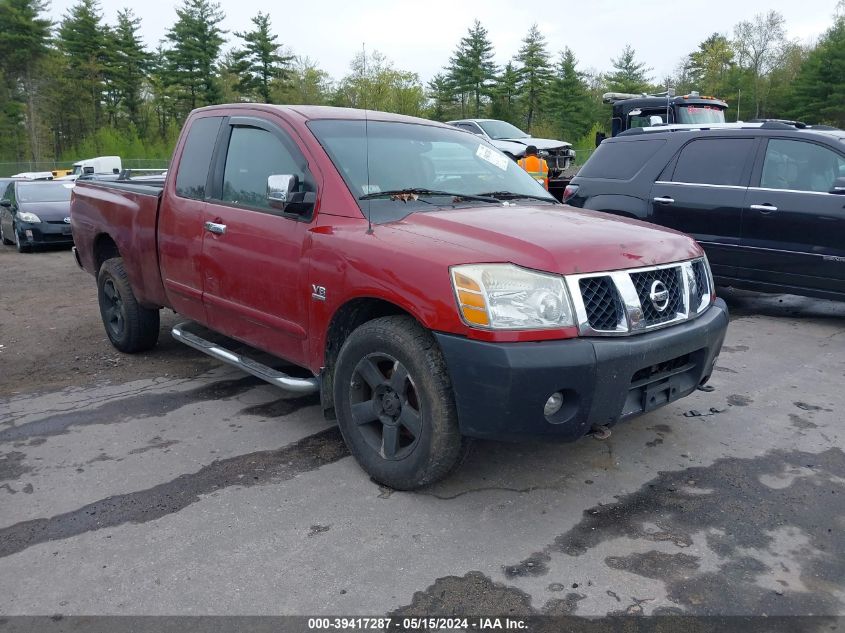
[578,139,666,180]
[175,116,224,199]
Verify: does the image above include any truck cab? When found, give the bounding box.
[599,92,728,143]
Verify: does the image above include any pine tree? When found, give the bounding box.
[547,48,592,142]
[162,0,226,115]
[231,12,292,103]
[514,23,552,132]
[789,15,845,126]
[0,0,51,160]
[606,45,652,93]
[107,9,150,129]
[448,20,497,117]
[427,72,458,121]
[489,62,520,124]
[57,0,109,145]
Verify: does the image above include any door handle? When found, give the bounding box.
[750,204,778,213]
[653,196,674,204]
[204,221,227,235]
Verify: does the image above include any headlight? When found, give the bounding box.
[451,264,575,329]
[17,211,41,223]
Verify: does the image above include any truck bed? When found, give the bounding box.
[71,179,170,308]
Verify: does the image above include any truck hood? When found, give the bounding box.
[390,205,701,275]
[493,138,572,155]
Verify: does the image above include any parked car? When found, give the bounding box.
[0,180,75,252]
[566,121,845,302]
[447,118,575,196]
[71,104,728,489]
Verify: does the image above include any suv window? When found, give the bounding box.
[760,139,845,193]
[175,116,223,199]
[578,139,666,180]
[671,138,754,186]
[456,123,482,135]
[221,125,312,211]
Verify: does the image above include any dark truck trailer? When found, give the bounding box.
[598,92,728,144]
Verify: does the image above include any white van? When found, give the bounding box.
[71,156,122,177]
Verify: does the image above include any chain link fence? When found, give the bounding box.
[0,158,170,178]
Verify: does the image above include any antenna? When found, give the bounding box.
[363,42,373,235]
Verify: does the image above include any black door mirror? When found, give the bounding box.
[830,176,845,194]
[0,199,10,208]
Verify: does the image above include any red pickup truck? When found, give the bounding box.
[71,104,729,489]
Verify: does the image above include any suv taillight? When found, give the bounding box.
[562,184,579,203]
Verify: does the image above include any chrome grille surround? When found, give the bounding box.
[565,258,713,337]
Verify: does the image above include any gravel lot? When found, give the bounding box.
[1,245,844,617]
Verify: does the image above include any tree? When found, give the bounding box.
[334,50,426,116]
[606,45,652,93]
[789,15,845,126]
[0,0,51,160]
[546,48,592,142]
[105,10,150,129]
[489,62,520,124]
[687,34,735,97]
[231,12,292,103]
[515,23,552,132]
[427,72,459,121]
[448,20,497,117]
[732,10,786,117]
[162,0,226,115]
[273,56,332,105]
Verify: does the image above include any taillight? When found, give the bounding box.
[562,184,579,203]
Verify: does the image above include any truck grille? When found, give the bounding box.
[579,276,623,331]
[539,147,573,177]
[630,266,683,326]
[568,258,712,336]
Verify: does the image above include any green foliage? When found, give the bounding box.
[162,0,226,115]
[546,48,593,142]
[488,62,521,125]
[334,50,426,117]
[788,16,845,127]
[514,24,552,132]
[606,45,652,93]
[231,12,292,103]
[448,20,497,118]
[273,57,332,105]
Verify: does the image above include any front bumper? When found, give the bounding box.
[16,221,74,246]
[434,298,728,442]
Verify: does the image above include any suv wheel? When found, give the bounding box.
[14,226,30,253]
[333,316,464,490]
[97,257,160,353]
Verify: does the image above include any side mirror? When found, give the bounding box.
[595,132,607,147]
[831,177,845,195]
[267,174,298,210]
[267,174,316,214]
[0,199,10,208]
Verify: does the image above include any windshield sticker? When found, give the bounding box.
[476,145,509,171]
[362,184,381,195]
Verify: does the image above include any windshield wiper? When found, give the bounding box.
[359,188,500,204]
[476,191,559,204]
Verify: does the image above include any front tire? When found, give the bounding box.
[97,257,160,353]
[333,316,464,490]
[13,226,30,253]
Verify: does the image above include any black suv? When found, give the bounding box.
[565,122,845,301]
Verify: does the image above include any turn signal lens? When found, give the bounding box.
[453,272,490,326]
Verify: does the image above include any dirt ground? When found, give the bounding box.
[0,245,215,398]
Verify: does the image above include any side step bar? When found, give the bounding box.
[171,321,320,395]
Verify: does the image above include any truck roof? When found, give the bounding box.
[193,103,450,128]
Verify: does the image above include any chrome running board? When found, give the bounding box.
[171,321,319,395]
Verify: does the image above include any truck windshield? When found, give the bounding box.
[308,119,554,223]
[677,105,726,125]
[477,120,530,140]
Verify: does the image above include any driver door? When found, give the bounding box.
[201,116,318,367]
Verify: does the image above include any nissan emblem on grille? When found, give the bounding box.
[63,217,71,223]
[649,280,670,312]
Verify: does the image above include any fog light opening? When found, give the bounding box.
[25,229,33,239]
[544,391,564,417]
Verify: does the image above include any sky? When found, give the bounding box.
[46,0,840,84]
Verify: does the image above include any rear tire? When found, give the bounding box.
[333,315,464,490]
[97,257,160,353]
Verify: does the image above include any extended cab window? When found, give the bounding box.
[760,139,845,193]
[220,126,313,211]
[672,138,754,186]
[175,116,223,199]
[578,139,665,180]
